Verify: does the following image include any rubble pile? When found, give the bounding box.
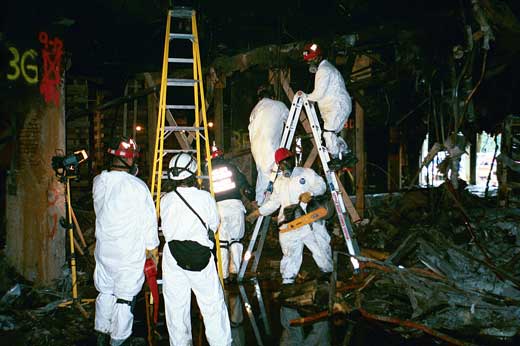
[278,184,520,344]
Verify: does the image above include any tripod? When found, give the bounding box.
[57,175,93,318]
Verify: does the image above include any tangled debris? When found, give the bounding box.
[279,184,520,345]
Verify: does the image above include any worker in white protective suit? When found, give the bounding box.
[161,153,232,346]
[93,136,159,346]
[303,42,357,170]
[246,148,333,285]
[248,84,289,205]
[211,147,254,283]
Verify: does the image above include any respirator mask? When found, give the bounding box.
[308,61,318,74]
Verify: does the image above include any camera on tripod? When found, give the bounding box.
[52,149,88,181]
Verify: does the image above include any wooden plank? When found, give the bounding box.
[335,172,361,223]
[279,69,318,160]
[355,100,365,217]
[213,75,225,147]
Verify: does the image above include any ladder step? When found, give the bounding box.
[170,8,193,18]
[165,126,203,132]
[159,171,209,180]
[167,78,199,86]
[170,33,194,40]
[168,58,194,64]
[163,149,197,153]
[166,105,195,110]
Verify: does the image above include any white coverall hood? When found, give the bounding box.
[248,97,289,203]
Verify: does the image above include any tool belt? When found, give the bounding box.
[168,240,211,272]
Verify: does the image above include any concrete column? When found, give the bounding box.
[6,95,66,284]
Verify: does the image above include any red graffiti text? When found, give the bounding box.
[39,32,63,107]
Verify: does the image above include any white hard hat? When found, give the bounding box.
[168,153,197,180]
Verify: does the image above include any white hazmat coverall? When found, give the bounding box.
[307,59,352,158]
[160,187,232,346]
[248,97,289,204]
[259,167,333,283]
[93,170,159,344]
[218,199,246,279]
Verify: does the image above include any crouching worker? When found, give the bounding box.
[161,153,232,346]
[93,137,159,346]
[246,148,333,285]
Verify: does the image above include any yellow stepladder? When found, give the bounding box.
[148,9,224,339]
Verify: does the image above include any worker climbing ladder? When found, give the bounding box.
[147,7,222,343]
[238,91,361,282]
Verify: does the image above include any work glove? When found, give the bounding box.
[246,209,261,224]
[299,192,313,203]
[146,247,159,266]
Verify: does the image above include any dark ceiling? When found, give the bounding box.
[4,0,519,76]
[3,0,520,134]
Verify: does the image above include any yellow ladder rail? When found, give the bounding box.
[150,8,223,284]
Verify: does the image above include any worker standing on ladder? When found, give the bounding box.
[161,153,232,346]
[246,148,333,285]
[211,147,254,283]
[248,84,289,205]
[303,42,357,170]
[93,137,159,346]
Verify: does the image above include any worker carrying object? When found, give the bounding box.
[248,84,289,205]
[93,136,159,346]
[246,148,333,285]
[303,42,357,170]
[161,153,232,345]
[211,147,254,283]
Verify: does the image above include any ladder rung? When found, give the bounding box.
[163,149,197,153]
[170,33,194,40]
[168,58,194,64]
[167,78,199,86]
[170,8,193,18]
[159,172,209,180]
[165,126,203,132]
[166,105,195,110]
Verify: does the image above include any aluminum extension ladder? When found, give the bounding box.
[238,91,360,282]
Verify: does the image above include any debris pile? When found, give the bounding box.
[281,184,520,344]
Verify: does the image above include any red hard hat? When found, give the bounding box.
[211,147,223,159]
[275,148,294,165]
[303,43,322,62]
[107,137,139,159]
